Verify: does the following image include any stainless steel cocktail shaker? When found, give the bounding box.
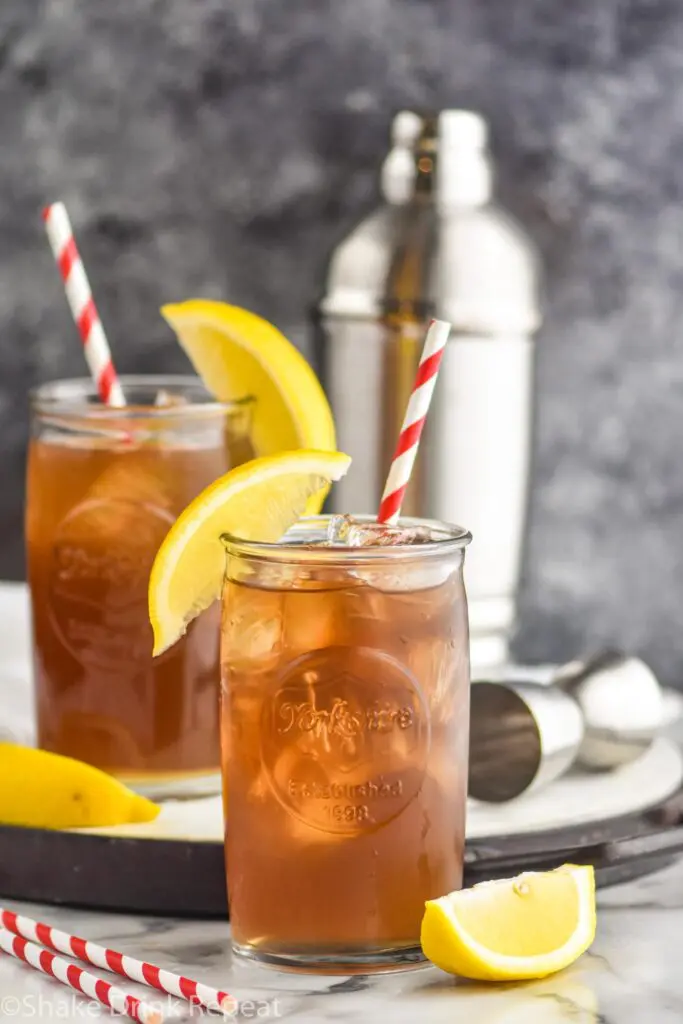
[317,110,542,671]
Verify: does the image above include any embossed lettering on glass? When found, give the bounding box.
[26,376,254,799]
[220,515,471,972]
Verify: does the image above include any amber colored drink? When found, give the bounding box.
[26,377,253,797]
[220,516,471,971]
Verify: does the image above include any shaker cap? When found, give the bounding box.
[438,109,488,151]
[381,110,422,205]
[437,109,492,208]
[391,109,422,147]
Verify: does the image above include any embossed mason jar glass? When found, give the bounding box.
[26,376,254,799]
[220,515,472,972]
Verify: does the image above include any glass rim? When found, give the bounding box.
[30,374,254,419]
[222,514,472,565]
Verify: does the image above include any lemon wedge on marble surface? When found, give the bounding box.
[421,865,596,981]
[148,449,352,656]
[0,743,159,830]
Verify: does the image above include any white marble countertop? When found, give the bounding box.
[0,856,682,1023]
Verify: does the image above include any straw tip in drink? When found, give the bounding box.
[42,205,53,222]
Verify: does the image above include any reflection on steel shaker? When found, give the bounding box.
[318,109,541,672]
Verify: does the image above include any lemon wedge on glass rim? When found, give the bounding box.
[420,865,596,981]
[148,450,351,656]
[161,300,336,457]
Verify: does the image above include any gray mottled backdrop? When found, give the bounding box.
[2,1,683,684]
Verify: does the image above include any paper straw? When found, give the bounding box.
[378,318,451,523]
[0,907,235,1015]
[43,201,125,407]
[0,927,162,1024]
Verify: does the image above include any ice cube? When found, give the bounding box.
[326,513,355,545]
[354,565,467,661]
[326,517,457,590]
[283,590,340,654]
[86,450,175,510]
[353,558,460,593]
[407,635,470,723]
[231,615,282,671]
[154,390,188,407]
[347,521,433,548]
[50,451,177,609]
[326,516,433,548]
[222,589,283,673]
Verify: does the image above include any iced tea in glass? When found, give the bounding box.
[220,515,471,971]
[26,376,254,798]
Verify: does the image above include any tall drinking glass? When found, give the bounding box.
[220,515,471,972]
[26,376,254,798]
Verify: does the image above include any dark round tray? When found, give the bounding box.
[1,787,682,917]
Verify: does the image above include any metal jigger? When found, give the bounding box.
[553,650,664,770]
[469,651,664,803]
[469,682,585,803]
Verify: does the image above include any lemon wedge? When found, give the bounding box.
[149,449,352,656]
[0,743,159,830]
[160,300,336,457]
[420,865,596,981]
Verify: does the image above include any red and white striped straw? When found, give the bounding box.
[43,201,125,407]
[0,927,161,1024]
[0,907,234,1015]
[378,318,451,524]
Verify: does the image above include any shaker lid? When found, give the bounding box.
[437,109,492,208]
[439,109,488,150]
[321,111,423,319]
[392,110,423,147]
[380,110,422,205]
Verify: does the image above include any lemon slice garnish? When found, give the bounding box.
[161,299,336,457]
[148,450,351,655]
